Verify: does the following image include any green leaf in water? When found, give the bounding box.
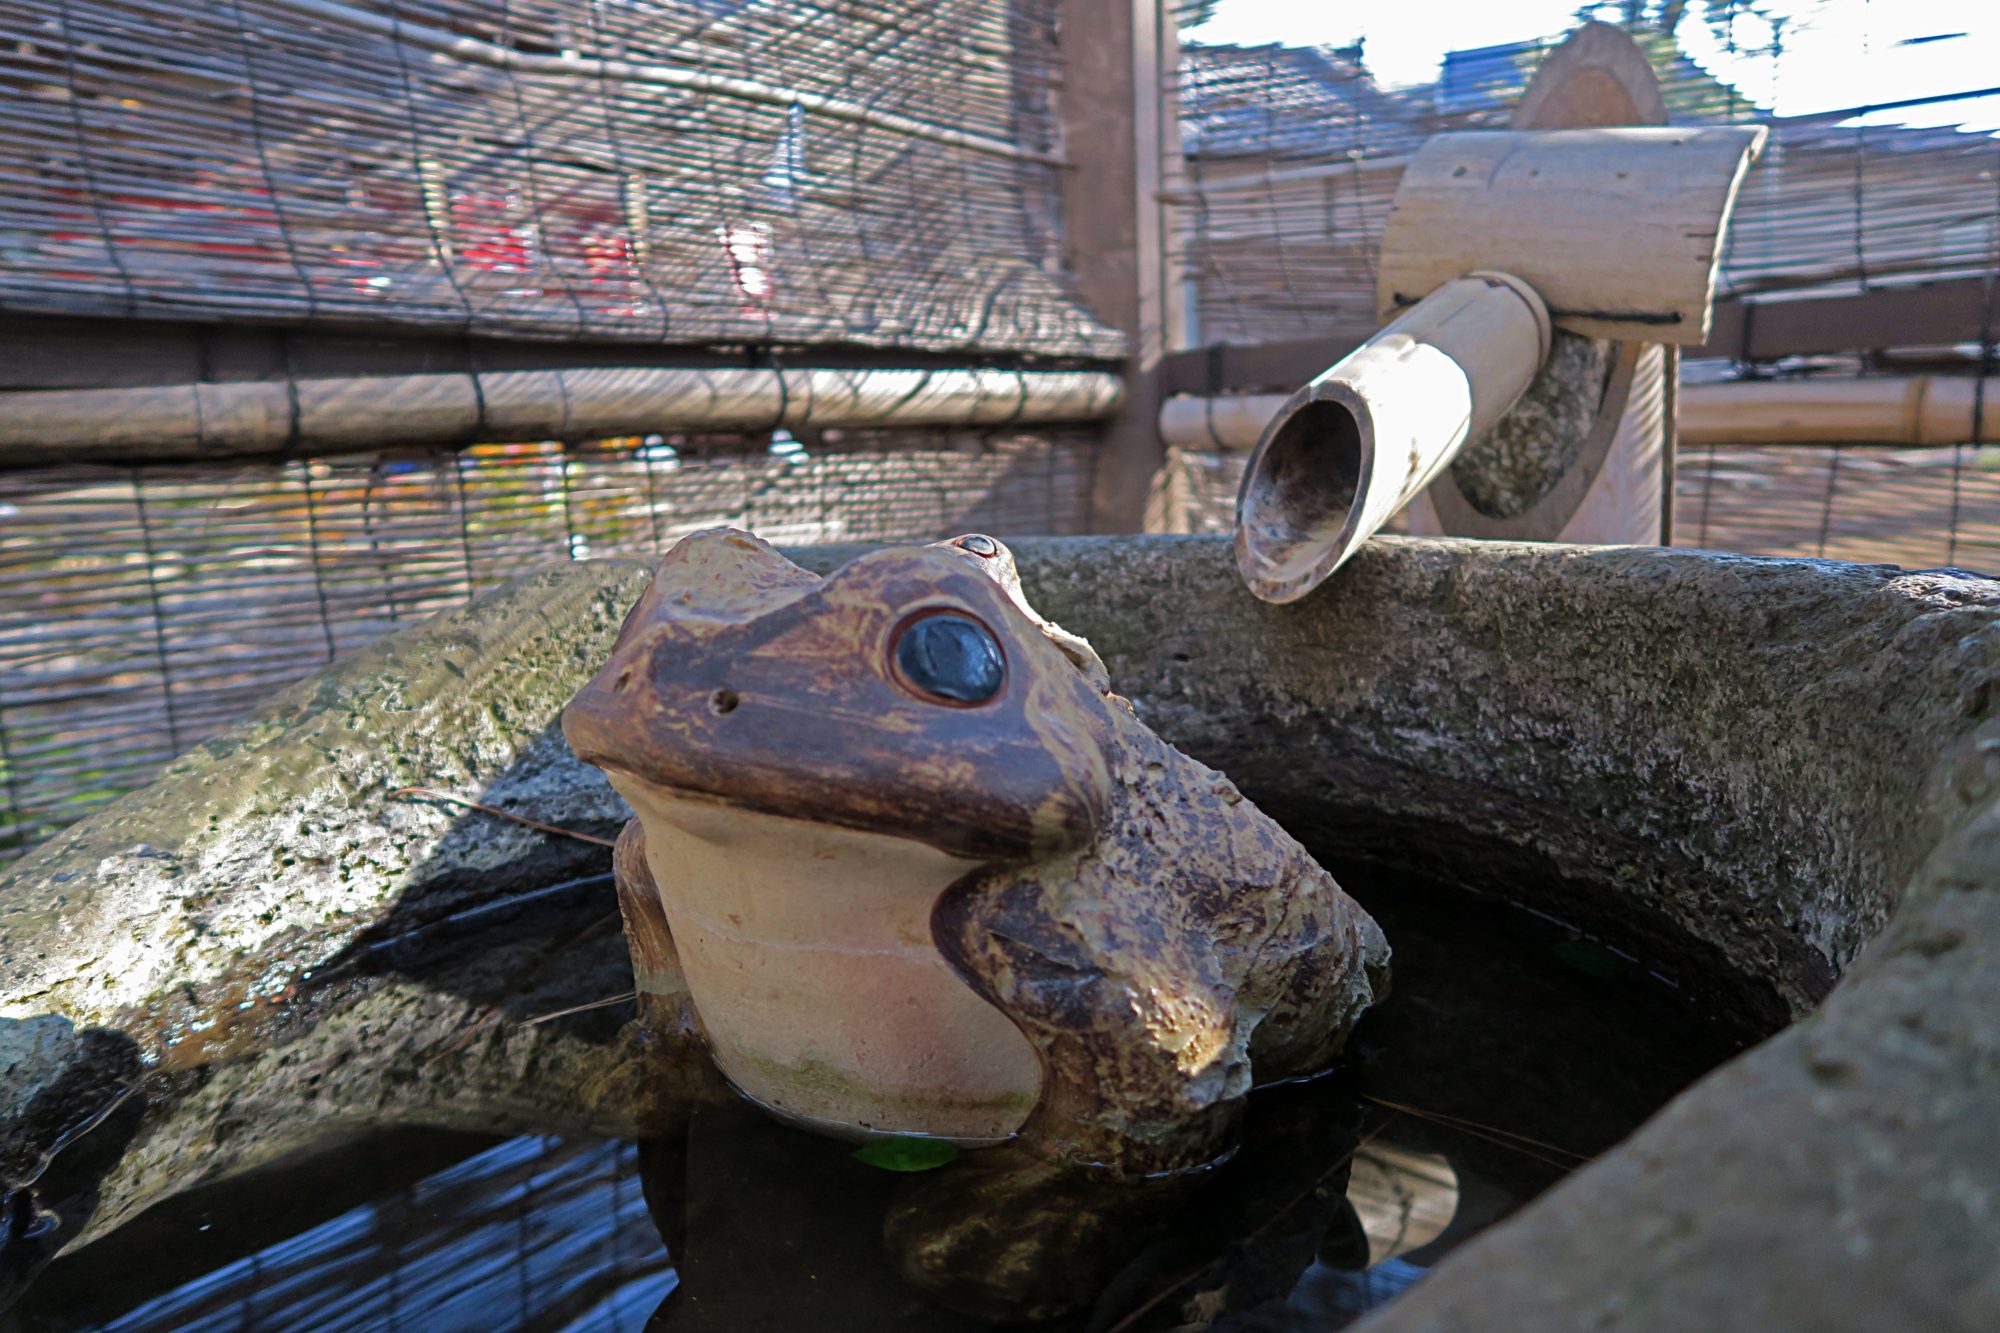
[852,1137,959,1172]
[1551,938,1624,981]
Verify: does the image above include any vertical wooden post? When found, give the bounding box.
[1059,0,1178,533]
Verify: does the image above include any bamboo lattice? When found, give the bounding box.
[1174,37,2000,347]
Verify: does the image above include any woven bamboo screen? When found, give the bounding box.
[0,0,1120,358]
[0,0,1127,858]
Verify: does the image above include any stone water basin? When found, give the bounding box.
[2,535,1995,1329]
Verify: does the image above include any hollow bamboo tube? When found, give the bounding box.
[0,366,1124,465]
[1234,272,1551,604]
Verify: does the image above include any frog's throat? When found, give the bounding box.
[614,780,1042,1144]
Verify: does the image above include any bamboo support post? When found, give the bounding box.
[1166,375,2000,451]
[1675,375,2000,447]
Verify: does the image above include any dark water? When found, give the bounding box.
[5,869,1763,1333]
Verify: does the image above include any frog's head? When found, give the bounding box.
[563,529,1116,861]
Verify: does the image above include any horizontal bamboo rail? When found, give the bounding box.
[0,366,1124,465]
[1162,376,2000,452]
[1675,376,2000,447]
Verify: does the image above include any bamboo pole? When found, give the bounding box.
[1676,376,2000,447]
[1164,376,2000,451]
[1233,272,1550,603]
[1376,126,1766,346]
[0,367,1124,465]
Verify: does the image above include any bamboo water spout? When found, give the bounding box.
[1231,118,1765,603]
[1235,272,1551,604]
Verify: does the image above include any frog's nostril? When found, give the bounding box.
[614,667,634,693]
[710,688,740,715]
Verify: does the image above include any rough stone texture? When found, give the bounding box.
[1449,329,1614,519]
[0,559,657,1249]
[985,535,2000,1023]
[8,533,2000,1325]
[1354,720,2000,1332]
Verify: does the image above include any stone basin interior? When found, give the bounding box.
[8,829,1775,1331]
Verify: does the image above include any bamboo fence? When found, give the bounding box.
[0,0,1121,358]
[1173,38,2000,347]
[0,0,1131,859]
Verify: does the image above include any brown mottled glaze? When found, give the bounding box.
[563,527,1388,1174]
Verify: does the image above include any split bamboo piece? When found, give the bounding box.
[1375,126,1767,344]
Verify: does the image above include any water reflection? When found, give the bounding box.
[9,1097,1499,1332]
[12,866,1758,1331]
[72,1137,672,1333]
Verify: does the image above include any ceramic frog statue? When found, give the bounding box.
[562,528,1388,1175]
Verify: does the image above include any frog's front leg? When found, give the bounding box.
[932,867,1249,1176]
[612,819,700,1043]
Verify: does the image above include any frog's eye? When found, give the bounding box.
[955,534,1000,559]
[892,612,1005,705]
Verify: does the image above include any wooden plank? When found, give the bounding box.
[1166,277,2000,396]
[1696,277,1997,361]
[1376,126,1767,343]
[1160,329,1379,396]
[1064,0,1176,533]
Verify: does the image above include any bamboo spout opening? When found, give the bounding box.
[1235,390,1369,602]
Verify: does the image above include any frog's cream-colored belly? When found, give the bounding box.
[616,784,1041,1143]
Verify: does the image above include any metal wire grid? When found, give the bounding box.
[0,428,1098,857]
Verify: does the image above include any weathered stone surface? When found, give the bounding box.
[1450,329,1614,519]
[1,559,657,1247]
[994,535,2000,1021]
[1354,721,2000,1332]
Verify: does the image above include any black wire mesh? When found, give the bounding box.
[0,428,1098,858]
